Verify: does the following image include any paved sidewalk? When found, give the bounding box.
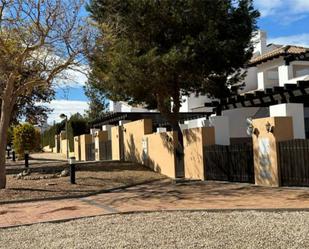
[1,179,309,228]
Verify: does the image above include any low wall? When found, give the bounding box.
[145,131,178,178]
[60,139,68,157]
[123,119,152,163]
[80,134,93,161]
[183,127,215,180]
[94,131,109,161]
[252,117,294,187]
[111,126,122,160]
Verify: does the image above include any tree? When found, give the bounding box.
[0,0,89,188]
[67,113,90,151]
[87,0,259,144]
[13,123,36,158]
[84,79,108,121]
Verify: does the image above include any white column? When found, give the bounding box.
[257,71,266,89]
[278,65,293,86]
[209,116,230,145]
[270,103,305,139]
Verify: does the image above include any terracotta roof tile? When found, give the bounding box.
[249,45,309,66]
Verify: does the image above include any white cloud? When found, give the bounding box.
[254,0,283,17]
[53,64,89,88]
[42,100,89,124]
[269,33,309,47]
[254,0,309,23]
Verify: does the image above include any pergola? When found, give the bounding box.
[91,111,213,129]
[206,81,309,114]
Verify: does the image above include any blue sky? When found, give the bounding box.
[47,0,309,123]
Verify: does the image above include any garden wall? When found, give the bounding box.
[144,131,178,178]
[183,127,215,180]
[122,119,153,163]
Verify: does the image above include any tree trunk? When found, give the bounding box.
[0,83,15,189]
[0,104,11,188]
[156,92,184,178]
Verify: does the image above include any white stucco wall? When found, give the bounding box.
[209,116,230,145]
[180,93,212,113]
[270,103,306,139]
[222,107,260,138]
[242,67,258,92]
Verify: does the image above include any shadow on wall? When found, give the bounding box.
[125,134,142,163]
[183,128,199,144]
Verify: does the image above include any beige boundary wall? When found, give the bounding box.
[123,119,152,163]
[111,126,122,161]
[252,117,294,187]
[144,131,178,178]
[94,131,109,161]
[60,139,68,158]
[80,134,93,161]
[183,127,215,180]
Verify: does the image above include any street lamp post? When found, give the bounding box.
[60,114,69,159]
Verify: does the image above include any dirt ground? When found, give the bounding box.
[0,162,165,203]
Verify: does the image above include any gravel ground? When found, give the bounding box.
[0,211,308,249]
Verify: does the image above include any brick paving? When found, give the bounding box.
[1,179,309,228]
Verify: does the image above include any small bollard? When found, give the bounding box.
[24,150,29,168]
[69,157,76,184]
[12,150,16,162]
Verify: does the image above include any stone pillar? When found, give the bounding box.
[209,116,230,145]
[270,103,305,139]
[252,117,294,187]
[74,136,81,161]
[183,127,215,180]
[80,134,93,161]
[94,131,109,161]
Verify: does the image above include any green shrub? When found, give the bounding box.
[7,127,13,146]
[67,113,90,151]
[13,123,36,157]
[34,128,41,152]
[41,122,64,148]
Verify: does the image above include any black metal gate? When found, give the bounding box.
[99,140,112,160]
[278,139,309,187]
[86,143,95,161]
[204,143,254,183]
